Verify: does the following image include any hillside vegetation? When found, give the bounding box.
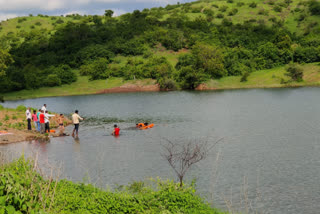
[0,0,319,96]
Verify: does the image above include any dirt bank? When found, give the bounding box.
[0,108,72,144]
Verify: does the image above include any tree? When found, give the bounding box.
[192,43,226,78]
[0,49,13,76]
[285,63,303,82]
[162,138,221,187]
[105,10,114,18]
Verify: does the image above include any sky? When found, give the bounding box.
[0,0,195,21]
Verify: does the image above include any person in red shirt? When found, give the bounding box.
[39,110,47,134]
[112,124,120,136]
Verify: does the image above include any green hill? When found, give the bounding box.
[0,0,320,99]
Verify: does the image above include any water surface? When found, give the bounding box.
[2,88,320,214]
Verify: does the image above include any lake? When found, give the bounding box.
[1,88,320,214]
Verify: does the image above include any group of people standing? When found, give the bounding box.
[26,104,64,134]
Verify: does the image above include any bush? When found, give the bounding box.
[16,25,21,29]
[45,74,61,86]
[309,0,320,15]
[212,4,219,8]
[240,71,250,82]
[227,0,234,3]
[35,21,42,26]
[249,2,257,8]
[228,8,238,16]
[55,19,64,24]
[219,5,228,12]
[54,64,77,84]
[16,105,26,111]
[258,9,269,15]
[274,5,283,12]
[216,13,224,19]
[0,158,220,214]
[285,63,303,82]
[80,58,109,80]
[237,2,245,7]
[159,78,177,90]
[0,105,4,110]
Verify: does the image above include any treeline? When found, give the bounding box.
[0,0,320,92]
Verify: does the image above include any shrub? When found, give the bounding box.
[4,115,9,121]
[35,21,42,26]
[159,78,177,90]
[219,5,228,12]
[45,74,61,86]
[309,0,320,15]
[286,63,303,82]
[258,9,269,15]
[216,13,224,18]
[227,0,234,3]
[274,5,283,12]
[56,19,64,24]
[248,2,257,8]
[54,65,77,84]
[0,158,220,214]
[0,105,4,110]
[12,115,17,120]
[240,71,250,82]
[16,25,21,29]
[237,2,245,7]
[30,25,35,29]
[228,8,238,16]
[212,4,219,8]
[16,105,26,111]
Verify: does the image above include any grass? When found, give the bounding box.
[205,63,320,89]
[3,74,155,101]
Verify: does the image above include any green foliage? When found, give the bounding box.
[285,63,304,82]
[54,64,77,84]
[80,58,110,80]
[16,105,26,111]
[0,0,319,94]
[309,0,320,15]
[11,115,17,120]
[241,71,250,82]
[249,2,257,8]
[0,158,222,214]
[4,115,9,121]
[219,5,228,12]
[274,5,283,12]
[228,8,238,16]
[0,105,4,110]
[45,74,62,86]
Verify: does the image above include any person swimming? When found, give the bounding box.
[112,124,120,136]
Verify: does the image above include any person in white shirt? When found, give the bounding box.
[72,110,84,138]
[41,104,47,113]
[26,107,32,130]
[45,110,55,133]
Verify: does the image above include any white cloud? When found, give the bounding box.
[0,0,184,12]
[0,13,19,21]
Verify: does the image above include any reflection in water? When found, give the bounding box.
[2,88,320,214]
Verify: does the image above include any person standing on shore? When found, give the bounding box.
[41,104,47,113]
[72,110,84,138]
[32,110,38,132]
[45,110,55,133]
[36,109,41,132]
[26,107,32,130]
[39,110,46,134]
